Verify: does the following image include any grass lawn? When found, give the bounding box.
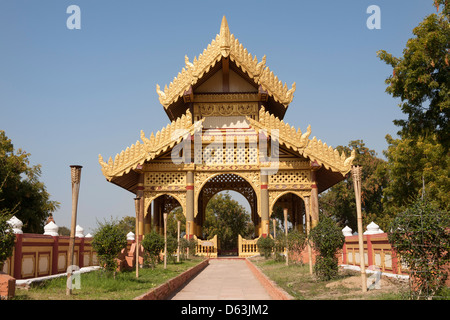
[250,257,410,300]
[13,257,205,300]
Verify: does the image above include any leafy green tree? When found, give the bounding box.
[309,214,345,281]
[388,198,449,299]
[117,216,135,235]
[382,134,449,216]
[0,130,59,233]
[319,140,388,231]
[0,212,15,269]
[377,1,449,149]
[91,219,127,277]
[166,206,185,239]
[203,192,253,250]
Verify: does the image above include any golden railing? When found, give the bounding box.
[238,235,260,257]
[195,235,218,258]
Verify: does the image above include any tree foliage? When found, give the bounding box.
[388,198,450,299]
[377,1,450,148]
[203,192,253,250]
[319,140,388,231]
[0,213,15,267]
[0,130,59,233]
[382,134,449,215]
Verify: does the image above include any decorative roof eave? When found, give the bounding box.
[156,16,296,109]
[246,108,355,175]
[99,110,203,180]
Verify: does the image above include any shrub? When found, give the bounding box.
[141,231,164,268]
[309,214,345,280]
[273,235,286,262]
[257,236,275,259]
[92,219,127,278]
[388,198,450,299]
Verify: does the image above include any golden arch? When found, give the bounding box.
[194,171,260,218]
[269,190,307,214]
[144,191,186,217]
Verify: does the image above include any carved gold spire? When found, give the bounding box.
[219,15,231,57]
[156,16,296,109]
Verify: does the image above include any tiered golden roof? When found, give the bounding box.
[156,16,296,109]
[99,110,202,180]
[247,108,355,175]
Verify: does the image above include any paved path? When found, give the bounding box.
[169,258,273,300]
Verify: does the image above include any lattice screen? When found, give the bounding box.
[269,170,310,185]
[145,172,186,186]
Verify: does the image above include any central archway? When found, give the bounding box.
[196,173,260,254]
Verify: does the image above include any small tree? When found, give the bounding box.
[388,198,450,299]
[309,214,345,281]
[92,219,127,278]
[141,231,164,268]
[179,237,197,260]
[257,236,274,259]
[287,229,307,264]
[166,235,178,264]
[0,212,15,270]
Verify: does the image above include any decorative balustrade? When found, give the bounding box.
[238,235,260,257]
[195,235,218,258]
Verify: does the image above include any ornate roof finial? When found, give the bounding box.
[219,15,230,57]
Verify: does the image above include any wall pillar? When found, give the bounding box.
[13,234,23,279]
[186,171,195,239]
[260,172,270,236]
[51,236,59,275]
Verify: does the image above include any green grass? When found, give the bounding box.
[250,257,410,300]
[14,257,205,300]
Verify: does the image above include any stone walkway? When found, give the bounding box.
[169,258,273,300]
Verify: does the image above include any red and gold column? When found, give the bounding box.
[310,168,319,228]
[186,171,195,239]
[260,172,270,237]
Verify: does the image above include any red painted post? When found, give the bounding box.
[13,234,23,279]
[366,235,373,267]
[51,236,59,275]
[342,241,347,264]
[79,237,84,268]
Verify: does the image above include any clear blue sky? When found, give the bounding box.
[0,1,436,233]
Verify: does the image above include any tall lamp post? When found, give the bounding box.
[352,165,367,292]
[134,197,141,278]
[67,165,82,296]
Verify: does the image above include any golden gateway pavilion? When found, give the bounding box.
[98,17,355,255]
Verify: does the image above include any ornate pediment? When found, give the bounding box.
[156,16,296,110]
